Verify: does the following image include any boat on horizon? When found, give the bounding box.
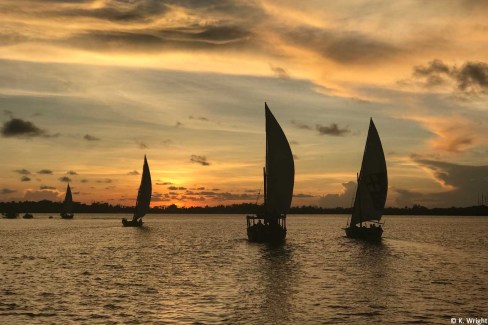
[60,184,74,219]
[344,118,388,242]
[22,213,34,219]
[246,103,295,243]
[2,211,19,219]
[122,155,152,227]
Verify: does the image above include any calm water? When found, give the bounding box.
[1,214,487,324]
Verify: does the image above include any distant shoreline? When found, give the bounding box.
[1,201,487,216]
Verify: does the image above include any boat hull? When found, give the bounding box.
[122,218,143,227]
[3,212,19,219]
[247,223,286,243]
[345,225,383,242]
[22,214,33,219]
[60,213,74,219]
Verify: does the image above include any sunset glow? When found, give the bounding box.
[1,0,487,207]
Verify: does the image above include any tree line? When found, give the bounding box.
[1,200,487,216]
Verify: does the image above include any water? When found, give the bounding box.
[1,214,487,324]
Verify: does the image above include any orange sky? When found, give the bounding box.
[1,0,487,207]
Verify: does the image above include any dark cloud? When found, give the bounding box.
[1,188,17,195]
[190,155,210,166]
[40,185,56,190]
[64,24,253,53]
[292,120,350,136]
[411,60,488,95]
[14,169,31,175]
[291,120,312,130]
[37,169,53,175]
[84,134,101,141]
[97,179,112,183]
[1,118,46,138]
[59,176,72,182]
[270,65,290,79]
[175,121,183,127]
[189,115,209,121]
[128,170,139,175]
[67,170,78,175]
[81,179,89,183]
[21,176,31,182]
[168,186,187,191]
[395,158,488,207]
[316,123,350,136]
[285,27,401,65]
[318,181,357,208]
[136,141,148,149]
[156,182,173,185]
[293,193,315,198]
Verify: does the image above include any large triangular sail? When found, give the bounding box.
[62,184,73,214]
[350,119,388,225]
[264,103,295,221]
[133,155,152,221]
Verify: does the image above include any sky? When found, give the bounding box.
[0,0,487,208]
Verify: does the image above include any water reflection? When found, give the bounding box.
[231,242,298,324]
[343,239,397,323]
[257,244,295,324]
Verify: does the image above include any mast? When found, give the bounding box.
[263,167,267,212]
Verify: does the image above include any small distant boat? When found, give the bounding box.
[344,118,388,242]
[122,155,152,227]
[246,103,295,243]
[3,212,18,219]
[60,184,74,219]
[22,213,34,219]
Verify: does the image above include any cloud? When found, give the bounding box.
[189,115,209,121]
[190,155,210,166]
[81,179,89,183]
[24,189,61,201]
[284,27,402,65]
[292,120,350,136]
[175,122,183,127]
[318,181,357,208]
[128,170,139,175]
[293,193,315,198]
[40,185,56,190]
[410,59,488,96]
[37,169,53,175]
[21,176,31,182]
[396,158,488,207]
[291,120,312,130]
[14,169,31,175]
[67,170,78,175]
[156,181,173,185]
[316,123,350,136]
[84,134,101,141]
[1,188,17,194]
[168,186,187,191]
[136,141,148,149]
[270,65,290,79]
[96,178,112,183]
[1,118,47,138]
[59,176,72,182]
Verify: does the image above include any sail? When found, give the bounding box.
[62,184,73,214]
[264,103,295,219]
[133,155,152,220]
[350,119,388,225]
